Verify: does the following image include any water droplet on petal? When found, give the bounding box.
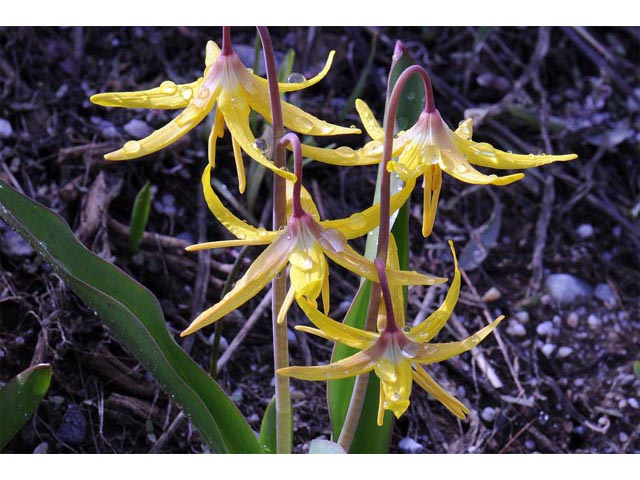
[335,146,356,159]
[160,80,177,94]
[395,163,410,179]
[280,166,289,172]
[402,326,411,333]
[291,116,314,134]
[278,225,287,231]
[257,227,267,237]
[401,342,420,358]
[392,392,401,401]
[180,86,193,100]
[287,72,306,84]
[455,163,468,173]
[289,250,314,271]
[362,141,383,157]
[321,229,346,253]
[123,140,141,154]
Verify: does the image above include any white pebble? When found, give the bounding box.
[536,321,555,336]
[618,399,628,409]
[587,314,602,329]
[482,287,501,303]
[566,312,579,328]
[124,119,153,139]
[398,437,423,454]
[481,406,497,422]
[557,346,573,358]
[506,320,527,337]
[576,224,594,238]
[628,398,639,409]
[515,311,530,324]
[544,274,593,306]
[541,343,556,358]
[0,118,13,139]
[552,315,562,327]
[619,432,629,443]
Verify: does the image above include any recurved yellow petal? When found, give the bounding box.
[104,77,220,161]
[218,93,297,182]
[186,238,271,251]
[205,40,221,68]
[299,143,379,167]
[90,79,203,110]
[278,344,381,380]
[297,297,378,350]
[412,366,470,419]
[355,99,384,141]
[412,316,504,364]
[409,240,460,342]
[208,107,225,166]
[320,178,416,240]
[250,51,336,93]
[201,164,278,242]
[439,149,524,186]
[181,234,295,336]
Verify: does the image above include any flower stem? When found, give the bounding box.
[221,27,233,56]
[279,133,304,218]
[257,26,292,455]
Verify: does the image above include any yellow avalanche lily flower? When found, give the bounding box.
[355,99,577,236]
[180,164,442,337]
[91,41,361,192]
[279,241,504,424]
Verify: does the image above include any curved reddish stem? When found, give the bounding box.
[375,258,398,333]
[221,27,233,56]
[279,133,304,218]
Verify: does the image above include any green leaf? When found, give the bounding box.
[277,49,296,84]
[259,396,277,453]
[0,364,52,451]
[0,181,262,454]
[327,44,422,453]
[129,181,152,253]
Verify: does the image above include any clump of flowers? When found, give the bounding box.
[91,27,577,454]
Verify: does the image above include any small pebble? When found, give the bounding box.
[628,398,639,409]
[536,321,555,336]
[618,399,628,409]
[398,437,423,454]
[594,283,617,307]
[566,312,579,328]
[229,387,243,404]
[0,117,13,138]
[482,287,501,303]
[619,432,629,443]
[541,343,556,358]
[506,320,527,337]
[481,406,497,422]
[515,311,530,324]
[552,315,562,327]
[540,294,551,306]
[525,439,536,450]
[33,442,49,454]
[1,229,34,257]
[587,314,602,329]
[124,119,153,139]
[544,274,593,306]
[557,346,573,359]
[576,224,594,238]
[56,404,87,445]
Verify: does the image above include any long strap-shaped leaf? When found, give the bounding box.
[0,364,52,451]
[0,181,262,454]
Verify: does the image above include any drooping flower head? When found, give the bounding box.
[91,30,363,192]
[355,61,577,237]
[279,240,504,424]
[180,135,444,337]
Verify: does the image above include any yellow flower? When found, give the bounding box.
[179,164,444,337]
[91,41,362,192]
[355,99,578,236]
[278,241,504,424]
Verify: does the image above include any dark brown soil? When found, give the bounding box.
[1,26,638,453]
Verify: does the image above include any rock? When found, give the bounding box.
[594,283,617,307]
[398,437,423,454]
[540,343,556,358]
[90,116,119,139]
[124,119,153,139]
[515,311,530,324]
[628,398,639,409]
[0,117,13,138]
[1,227,34,257]
[482,287,501,302]
[56,404,87,445]
[619,432,629,443]
[506,320,527,337]
[525,439,536,450]
[33,442,49,454]
[566,312,579,328]
[544,274,593,306]
[229,387,243,404]
[557,346,573,358]
[536,321,555,336]
[587,314,602,329]
[576,224,594,238]
[481,406,497,422]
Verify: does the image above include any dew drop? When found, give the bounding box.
[406,91,416,101]
[198,87,210,100]
[402,326,411,333]
[391,392,401,401]
[179,86,193,100]
[280,166,289,172]
[474,142,495,157]
[321,229,346,253]
[159,80,177,94]
[123,140,141,154]
[289,250,314,271]
[335,146,356,159]
[349,124,357,129]
[246,68,254,74]
[278,225,287,231]
[395,163,410,179]
[455,163,468,173]
[257,227,267,237]
[362,141,383,157]
[291,116,314,134]
[287,72,306,84]
[254,138,268,152]
[401,343,420,358]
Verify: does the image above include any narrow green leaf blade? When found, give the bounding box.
[0,181,262,454]
[0,364,52,451]
[259,396,277,454]
[129,181,152,253]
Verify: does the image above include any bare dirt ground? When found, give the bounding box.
[1,26,638,453]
